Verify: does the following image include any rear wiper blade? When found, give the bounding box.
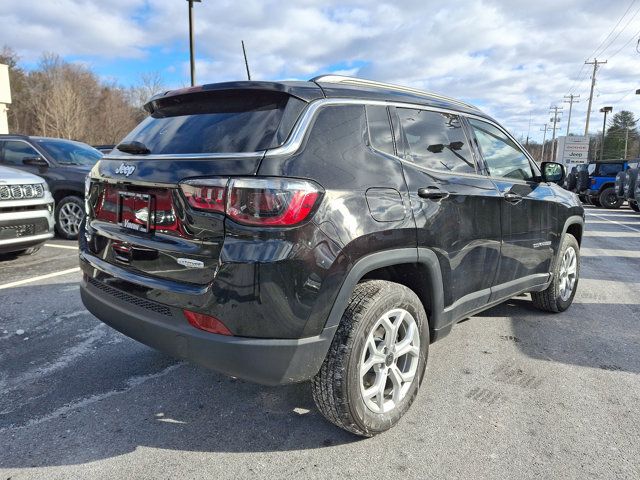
[116,141,151,155]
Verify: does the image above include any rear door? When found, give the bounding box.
[391,107,502,319]
[467,118,556,299]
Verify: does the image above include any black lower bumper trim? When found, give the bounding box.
[80,277,336,386]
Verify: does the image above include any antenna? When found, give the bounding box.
[241,40,251,81]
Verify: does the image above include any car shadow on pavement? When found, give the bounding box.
[1,346,360,469]
[481,297,640,375]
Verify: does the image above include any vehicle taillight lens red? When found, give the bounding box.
[183,309,233,336]
[591,178,596,185]
[226,178,321,226]
[180,180,227,213]
[180,177,323,227]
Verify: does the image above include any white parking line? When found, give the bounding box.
[586,212,640,233]
[0,267,81,290]
[45,243,78,250]
[581,248,640,258]
[583,231,639,237]
[586,220,640,225]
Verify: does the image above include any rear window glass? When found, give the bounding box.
[117,90,304,155]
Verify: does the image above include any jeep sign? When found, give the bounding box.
[555,135,589,166]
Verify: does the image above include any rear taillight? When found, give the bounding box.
[591,179,596,185]
[180,177,323,227]
[184,309,233,336]
[181,179,227,213]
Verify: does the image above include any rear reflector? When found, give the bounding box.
[180,177,323,227]
[183,310,233,336]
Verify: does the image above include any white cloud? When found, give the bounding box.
[2,0,640,141]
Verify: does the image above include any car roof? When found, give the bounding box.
[145,75,490,119]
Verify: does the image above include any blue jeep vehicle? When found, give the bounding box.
[580,160,628,209]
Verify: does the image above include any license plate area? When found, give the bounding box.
[117,191,154,233]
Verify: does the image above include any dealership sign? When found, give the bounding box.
[555,135,589,165]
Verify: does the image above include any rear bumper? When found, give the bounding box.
[80,273,336,386]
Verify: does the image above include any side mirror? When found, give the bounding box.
[22,156,49,168]
[541,162,565,184]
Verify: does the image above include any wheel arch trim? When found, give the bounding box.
[323,248,445,335]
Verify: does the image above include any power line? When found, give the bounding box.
[566,0,637,94]
[608,27,640,59]
[593,3,640,58]
[593,0,637,55]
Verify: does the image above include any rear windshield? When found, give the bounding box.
[117,90,304,155]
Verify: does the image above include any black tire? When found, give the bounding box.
[590,196,601,207]
[531,234,580,313]
[16,246,42,256]
[630,201,640,212]
[312,280,429,437]
[615,171,627,197]
[599,187,623,209]
[627,168,639,200]
[54,195,84,240]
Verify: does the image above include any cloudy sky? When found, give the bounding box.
[1,0,640,142]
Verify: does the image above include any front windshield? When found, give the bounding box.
[36,139,102,166]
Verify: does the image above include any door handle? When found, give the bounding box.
[503,192,523,203]
[418,186,449,200]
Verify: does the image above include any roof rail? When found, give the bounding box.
[310,74,478,111]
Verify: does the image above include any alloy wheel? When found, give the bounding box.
[558,246,578,301]
[359,308,420,414]
[58,202,84,237]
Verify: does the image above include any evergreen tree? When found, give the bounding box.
[602,111,639,160]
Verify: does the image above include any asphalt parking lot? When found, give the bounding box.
[1,206,639,480]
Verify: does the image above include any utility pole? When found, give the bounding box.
[563,94,579,136]
[540,124,549,162]
[624,127,629,159]
[549,106,563,161]
[187,0,202,87]
[525,111,532,147]
[584,59,607,136]
[241,40,251,80]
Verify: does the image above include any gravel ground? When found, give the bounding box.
[0,205,639,480]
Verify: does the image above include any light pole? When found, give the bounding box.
[187,0,202,86]
[599,106,612,161]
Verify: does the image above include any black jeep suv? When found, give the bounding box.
[80,76,584,436]
[0,135,103,239]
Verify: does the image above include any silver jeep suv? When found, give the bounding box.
[0,165,54,255]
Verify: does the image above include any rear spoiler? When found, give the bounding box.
[144,81,324,114]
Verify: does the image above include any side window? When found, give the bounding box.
[1,141,40,166]
[396,108,476,174]
[468,119,534,181]
[365,105,394,155]
[599,163,623,176]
